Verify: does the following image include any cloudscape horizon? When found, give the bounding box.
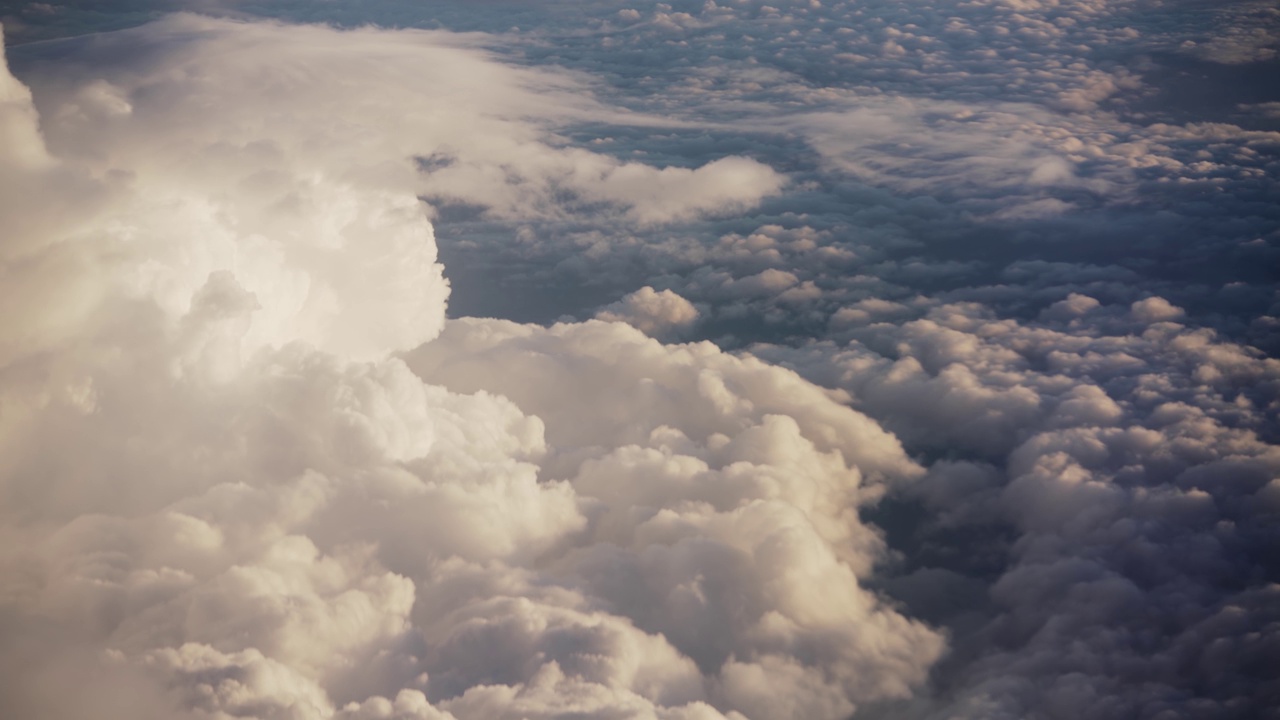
[0,2,1276,719]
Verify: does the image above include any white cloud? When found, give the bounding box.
[582,156,787,225]
[4,0,1279,717]
[595,286,701,338]
[0,16,940,720]
[1130,296,1186,324]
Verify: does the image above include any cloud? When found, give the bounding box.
[0,15,940,720]
[580,156,787,225]
[3,0,1279,718]
[751,295,1280,718]
[595,286,701,338]
[1178,2,1279,66]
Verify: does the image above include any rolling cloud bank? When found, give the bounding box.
[0,2,1277,719]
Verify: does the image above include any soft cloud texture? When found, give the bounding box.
[595,286,701,338]
[3,0,1278,718]
[753,296,1280,718]
[0,15,939,720]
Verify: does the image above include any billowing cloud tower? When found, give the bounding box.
[0,17,942,720]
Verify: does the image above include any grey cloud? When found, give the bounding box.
[753,294,1279,718]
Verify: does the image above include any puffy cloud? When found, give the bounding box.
[1131,296,1187,324]
[4,1,1279,718]
[0,16,939,720]
[753,294,1280,718]
[1178,1,1279,65]
[595,286,701,338]
[579,156,786,225]
[404,318,920,487]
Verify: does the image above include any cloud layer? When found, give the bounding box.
[2,0,1278,718]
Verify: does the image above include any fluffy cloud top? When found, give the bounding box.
[595,286,701,337]
[3,1,1278,718]
[0,15,939,720]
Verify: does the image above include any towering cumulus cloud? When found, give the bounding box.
[0,16,936,720]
